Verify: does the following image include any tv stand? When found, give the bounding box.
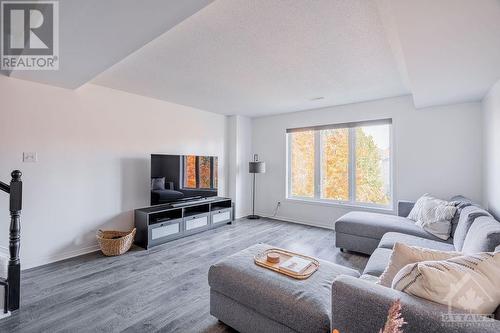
[134,197,233,249]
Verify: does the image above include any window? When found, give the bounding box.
[183,155,218,189]
[287,119,392,208]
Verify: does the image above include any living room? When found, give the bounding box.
[0,1,499,332]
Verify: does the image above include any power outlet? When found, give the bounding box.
[272,201,281,217]
[23,152,38,163]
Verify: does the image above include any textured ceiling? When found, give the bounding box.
[3,0,500,116]
[93,0,410,116]
[390,0,500,108]
[3,0,214,88]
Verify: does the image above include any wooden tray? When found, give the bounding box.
[254,248,320,280]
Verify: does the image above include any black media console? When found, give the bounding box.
[134,197,233,249]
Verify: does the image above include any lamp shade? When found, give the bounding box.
[249,161,266,174]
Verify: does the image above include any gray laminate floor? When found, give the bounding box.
[0,218,368,333]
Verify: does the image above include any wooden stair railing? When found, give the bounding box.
[0,170,22,313]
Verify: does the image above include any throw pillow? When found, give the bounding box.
[462,216,500,253]
[378,242,460,287]
[453,205,491,251]
[392,252,500,314]
[407,194,457,240]
[151,177,165,191]
[449,196,474,238]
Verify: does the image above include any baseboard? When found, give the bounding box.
[0,311,10,320]
[235,211,252,219]
[22,244,100,270]
[256,212,334,230]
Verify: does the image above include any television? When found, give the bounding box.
[150,154,218,205]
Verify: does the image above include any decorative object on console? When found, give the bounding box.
[96,228,136,256]
[248,154,266,219]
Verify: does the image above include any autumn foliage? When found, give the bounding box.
[290,126,389,205]
[185,155,197,188]
[290,131,315,197]
[184,156,216,189]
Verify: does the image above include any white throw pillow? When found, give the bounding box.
[392,252,500,314]
[377,242,460,287]
[407,194,457,240]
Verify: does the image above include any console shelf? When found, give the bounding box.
[134,197,234,249]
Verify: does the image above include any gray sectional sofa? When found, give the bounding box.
[209,196,500,333]
[333,195,500,332]
[335,200,458,255]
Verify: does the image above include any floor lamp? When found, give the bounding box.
[248,154,266,219]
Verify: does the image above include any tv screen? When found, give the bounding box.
[150,154,218,205]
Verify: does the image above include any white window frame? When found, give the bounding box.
[286,119,394,211]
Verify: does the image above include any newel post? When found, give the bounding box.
[8,170,22,311]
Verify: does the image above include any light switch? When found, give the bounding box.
[23,152,38,163]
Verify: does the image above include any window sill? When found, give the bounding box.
[285,197,395,213]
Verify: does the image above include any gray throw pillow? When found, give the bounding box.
[151,177,165,191]
[450,200,472,238]
[462,216,500,253]
[453,205,491,251]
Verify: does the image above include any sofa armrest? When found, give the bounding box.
[397,200,415,217]
[331,275,500,333]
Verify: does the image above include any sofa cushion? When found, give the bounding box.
[378,242,459,287]
[392,252,500,315]
[362,247,393,277]
[359,274,380,283]
[208,243,359,333]
[453,205,491,251]
[462,216,500,253]
[449,196,474,238]
[378,232,455,252]
[335,212,452,243]
[407,194,457,240]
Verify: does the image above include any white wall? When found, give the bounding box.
[227,116,253,218]
[0,76,227,269]
[482,79,500,219]
[252,95,483,228]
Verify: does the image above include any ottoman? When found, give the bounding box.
[208,243,360,333]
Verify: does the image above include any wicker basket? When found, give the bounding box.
[96,228,136,256]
